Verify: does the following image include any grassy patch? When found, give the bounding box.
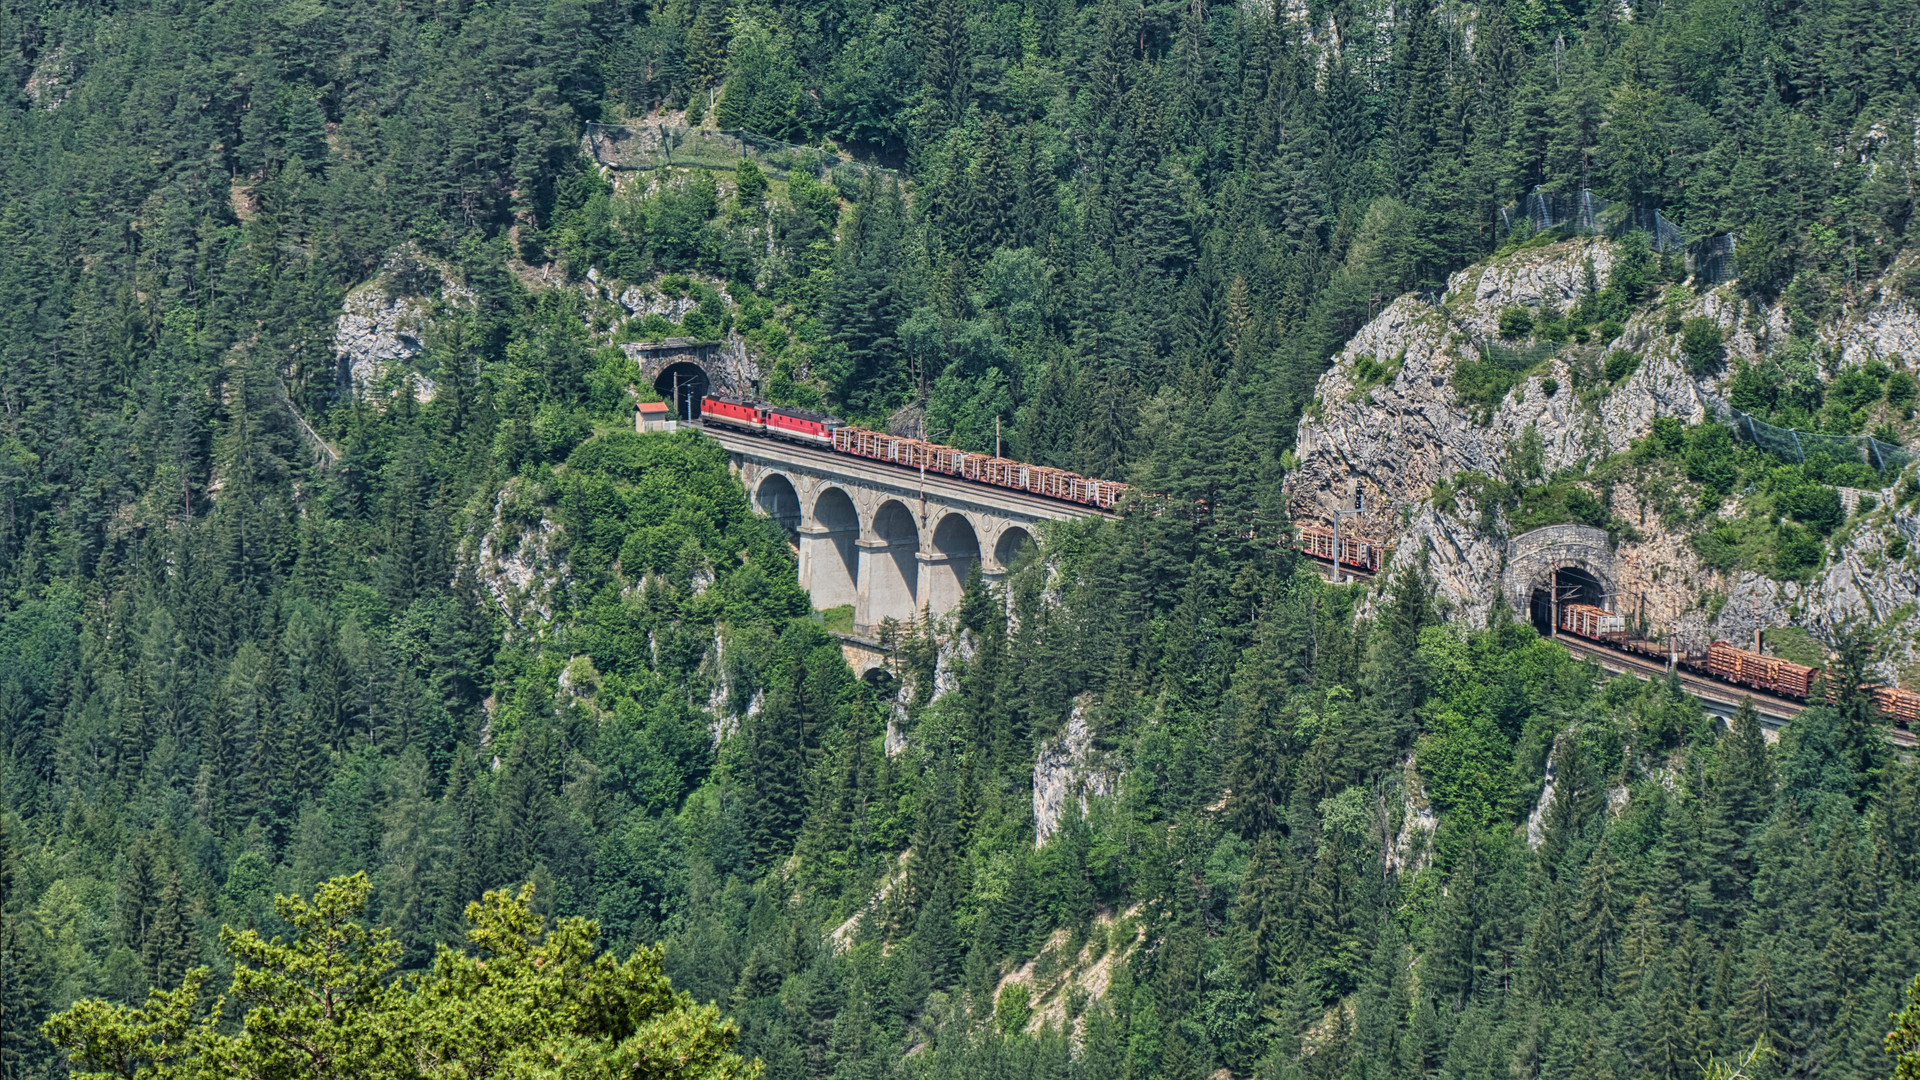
[1448,467,1626,537]
[1346,350,1405,400]
[817,604,855,634]
[1507,480,1614,533]
[1763,625,1827,667]
[1452,340,1557,422]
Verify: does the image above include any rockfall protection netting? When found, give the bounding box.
[584,123,895,187]
[1499,186,1740,284]
[1727,407,1915,473]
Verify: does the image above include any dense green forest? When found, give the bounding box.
[3,0,1920,1073]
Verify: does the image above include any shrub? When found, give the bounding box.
[1694,521,1750,571]
[1682,423,1740,496]
[1542,378,1560,398]
[1499,306,1535,340]
[1888,370,1918,409]
[1728,360,1773,413]
[1452,341,1555,421]
[1680,317,1725,376]
[1827,365,1886,415]
[735,160,769,205]
[1349,353,1402,395]
[1773,521,1822,575]
[1604,350,1640,383]
[1779,482,1843,535]
[1647,416,1685,457]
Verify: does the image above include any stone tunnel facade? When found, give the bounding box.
[1502,524,1618,616]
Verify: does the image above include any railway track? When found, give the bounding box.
[1299,552,1377,582]
[1551,634,1917,748]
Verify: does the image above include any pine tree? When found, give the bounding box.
[0,816,48,1076]
[1573,835,1622,995]
[139,872,195,992]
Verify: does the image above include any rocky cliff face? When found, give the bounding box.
[1290,238,1920,680]
[334,246,476,402]
[468,478,571,637]
[334,249,767,405]
[1032,697,1116,845]
[1289,239,1710,537]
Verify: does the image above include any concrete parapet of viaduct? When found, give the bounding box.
[702,427,1113,632]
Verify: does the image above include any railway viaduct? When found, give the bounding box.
[700,426,1114,633]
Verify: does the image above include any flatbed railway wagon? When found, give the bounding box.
[1559,603,1626,641]
[1296,525,1393,573]
[1705,640,1819,700]
[1621,637,1702,666]
[828,427,1129,509]
[1874,685,1920,727]
[1555,618,1916,727]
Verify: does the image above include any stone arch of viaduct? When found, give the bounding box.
[713,431,1106,634]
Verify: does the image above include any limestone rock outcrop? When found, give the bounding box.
[1290,237,1920,679]
[1033,698,1115,845]
[334,247,476,403]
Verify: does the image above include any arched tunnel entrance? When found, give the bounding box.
[653,362,710,420]
[1530,565,1610,636]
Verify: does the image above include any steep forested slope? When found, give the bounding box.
[3,0,1920,1076]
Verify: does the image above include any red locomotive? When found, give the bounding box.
[1553,601,1914,726]
[699,396,766,433]
[695,397,1129,510]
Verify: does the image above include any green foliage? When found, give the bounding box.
[734,162,769,207]
[1452,341,1557,421]
[6,0,1920,1076]
[44,875,756,1080]
[1893,973,1920,1080]
[1348,353,1404,398]
[1680,318,1727,376]
[1499,307,1536,340]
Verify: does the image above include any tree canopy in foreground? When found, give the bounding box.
[42,873,757,1080]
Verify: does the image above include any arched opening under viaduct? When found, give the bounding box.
[807,487,861,612]
[866,499,921,625]
[994,526,1035,572]
[862,666,898,698]
[924,513,980,615]
[755,474,801,548]
[653,361,709,419]
[1530,565,1610,636]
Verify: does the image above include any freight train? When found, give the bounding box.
[1554,602,1920,725]
[695,396,1131,510]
